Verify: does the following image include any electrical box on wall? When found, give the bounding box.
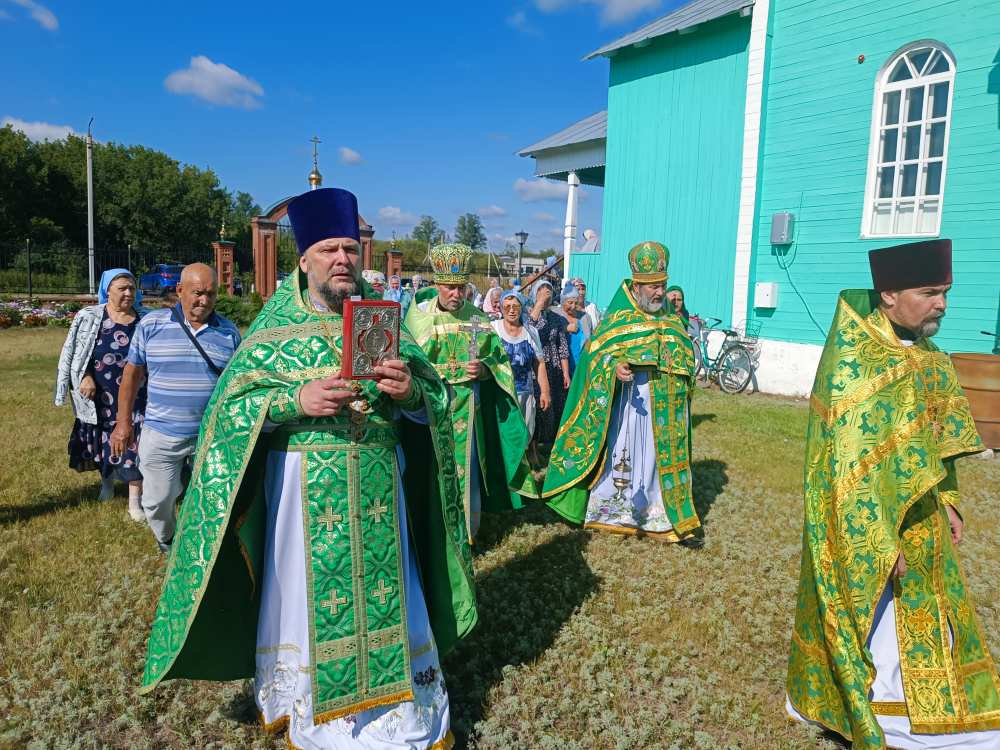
[754,282,779,309]
[771,212,795,245]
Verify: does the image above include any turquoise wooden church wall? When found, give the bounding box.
[750,0,1000,354]
[576,12,751,324]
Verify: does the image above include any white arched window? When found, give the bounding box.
[862,42,956,237]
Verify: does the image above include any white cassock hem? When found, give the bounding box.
[786,584,1000,749]
[254,448,450,750]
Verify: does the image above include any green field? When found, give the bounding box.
[2,328,998,749]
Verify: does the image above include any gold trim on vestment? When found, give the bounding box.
[871,701,908,717]
[822,361,912,426]
[313,688,415,725]
[282,726,454,750]
[584,521,681,543]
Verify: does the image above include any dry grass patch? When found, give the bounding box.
[2,329,997,749]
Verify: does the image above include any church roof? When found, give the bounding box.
[517,111,607,156]
[584,0,753,60]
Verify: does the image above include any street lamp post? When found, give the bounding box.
[86,117,96,296]
[515,230,528,280]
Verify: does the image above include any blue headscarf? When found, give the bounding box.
[560,280,579,301]
[499,289,528,324]
[98,268,142,306]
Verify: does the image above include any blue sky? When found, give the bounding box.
[1,0,682,255]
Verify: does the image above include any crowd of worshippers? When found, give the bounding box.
[54,185,999,750]
[50,239,692,555]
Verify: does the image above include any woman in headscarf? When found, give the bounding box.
[551,280,593,375]
[666,285,690,326]
[525,280,571,452]
[55,268,147,520]
[491,291,550,453]
[481,285,502,320]
[466,281,482,308]
[667,284,700,341]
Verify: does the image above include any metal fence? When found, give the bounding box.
[0,243,216,296]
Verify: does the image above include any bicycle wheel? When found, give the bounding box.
[717,345,753,394]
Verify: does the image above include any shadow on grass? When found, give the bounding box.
[444,529,599,747]
[691,458,728,522]
[692,412,716,429]
[472,501,560,557]
[0,482,100,525]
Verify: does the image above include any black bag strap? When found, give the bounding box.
[170,304,223,377]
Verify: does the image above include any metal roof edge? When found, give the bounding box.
[583,0,753,60]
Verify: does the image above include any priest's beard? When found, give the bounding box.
[916,315,943,339]
[313,277,358,313]
[635,287,664,314]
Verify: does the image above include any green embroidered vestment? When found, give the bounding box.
[542,281,699,537]
[787,290,999,747]
[140,272,477,723]
[404,298,536,540]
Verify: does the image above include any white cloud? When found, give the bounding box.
[377,206,418,227]
[547,227,565,238]
[477,204,507,218]
[534,0,661,24]
[164,56,264,109]
[533,211,556,222]
[506,10,541,35]
[513,177,587,203]
[339,146,363,165]
[9,0,57,30]
[2,116,77,141]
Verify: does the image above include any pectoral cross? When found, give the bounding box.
[449,316,490,378]
[320,588,348,617]
[317,503,343,533]
[348,407,368,442]
[459,316,490,358]
[371,579,394,606]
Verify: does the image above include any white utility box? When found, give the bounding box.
[754,281,779,309]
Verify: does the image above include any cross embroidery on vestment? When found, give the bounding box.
[371,579,394,606]
[317,504,343,532]
[320,589,348,617]
[368,500,389,524]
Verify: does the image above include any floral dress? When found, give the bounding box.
[527,309,570,444]
[68,311,145,481]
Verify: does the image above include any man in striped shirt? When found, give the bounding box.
[111,263,241,552]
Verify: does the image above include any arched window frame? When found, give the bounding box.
[861,41,956,238]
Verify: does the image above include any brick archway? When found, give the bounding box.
[251,197,374,299]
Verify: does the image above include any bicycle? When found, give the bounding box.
[690,316,759,394]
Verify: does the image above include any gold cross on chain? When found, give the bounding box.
[368,499,389,524]
[320,589,348,617]
[371,579,394,606]
[317,503,343,533]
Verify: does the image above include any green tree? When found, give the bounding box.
[454,213,487,250]
[0,125,254,254]
[411,215,440,246]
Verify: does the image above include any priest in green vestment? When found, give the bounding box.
[140,188,476,750]
[405,243,536,543]
[542,241,700,544]
[786,239,1000,749]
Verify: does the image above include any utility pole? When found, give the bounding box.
[26,239,32,301]
[86,118,96,296]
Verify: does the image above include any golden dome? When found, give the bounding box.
[308,167,323,188]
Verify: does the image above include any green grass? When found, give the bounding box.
[2,328,998,749]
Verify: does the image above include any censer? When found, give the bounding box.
[610,378,634,504]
